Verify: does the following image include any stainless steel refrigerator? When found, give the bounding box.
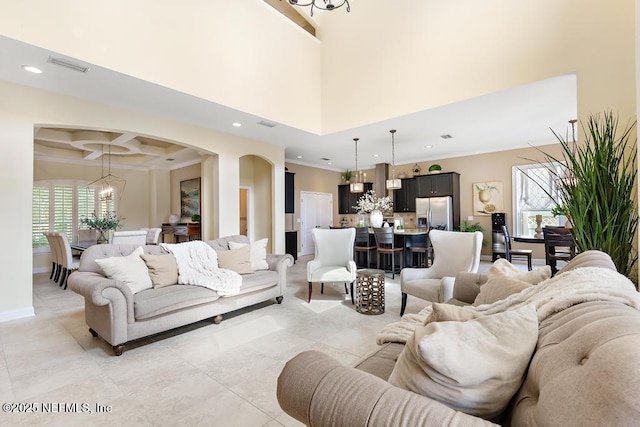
[416,196,453,230]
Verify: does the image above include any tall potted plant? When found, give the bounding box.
[529,111,638,281]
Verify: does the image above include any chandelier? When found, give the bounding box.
[284,0,350,16]
[88,144,126,201]
[350,137,364,193]
[385,129,401,190]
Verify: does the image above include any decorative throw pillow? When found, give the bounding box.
[229,238,269,270]
[389,304,538,421]
[488,258,551,285]
[140,253,178,288]
[473,259,553,306]
[424,302,484,325]
[473,276,533,306]
[216,245,254,275]
[95,246,153,294]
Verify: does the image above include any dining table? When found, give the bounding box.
[513,235,544,244]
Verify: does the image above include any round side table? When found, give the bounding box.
[355,269,386,315]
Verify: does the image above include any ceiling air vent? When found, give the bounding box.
[47,56,91,73]
[440,134,453,139]
[257,120,277,128]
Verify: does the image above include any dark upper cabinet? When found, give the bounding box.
[393,177,417,212]
[285,172,295,213]
[338,182,373,214]
[416,172,459,198]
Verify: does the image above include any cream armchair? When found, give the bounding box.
[400,229,483,315]
[307,228,357,303]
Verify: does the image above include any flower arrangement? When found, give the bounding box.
[354,190,393,214]
[80,211,121,231]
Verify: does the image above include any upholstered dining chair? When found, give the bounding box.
[307,228,357,303]
[54,232,81,289]
[43,231,60,282]
[111,230,148,245]
[400,229,483,316]
[143,227,162,245]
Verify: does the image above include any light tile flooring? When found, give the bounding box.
[1,257,494,426]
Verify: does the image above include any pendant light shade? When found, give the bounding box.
[350,137,364,193]
[88,144,126,202]
[386,129,402,190]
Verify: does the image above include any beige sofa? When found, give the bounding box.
[277,251,640,426]
[69,235,293,356]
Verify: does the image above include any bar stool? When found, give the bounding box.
[408,245,429,267]
[373,227,404,279]
[354,226,376,268]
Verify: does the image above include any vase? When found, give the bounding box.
[97,229,108,244]
[369,210,383,228]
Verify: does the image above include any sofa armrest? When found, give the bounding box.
[277,350,497,427]
[68,271,135,323]
[266,253,294,273]
[400,266,441,283]
[439,276,455,303]
[451,272,488,304]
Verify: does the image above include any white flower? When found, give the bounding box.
[354,190,394,214]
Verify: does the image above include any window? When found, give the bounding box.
[32,180,116,251]
[512,163,564,236]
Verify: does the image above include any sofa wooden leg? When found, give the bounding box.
[89,328,98,337]
[276,296,284,304]
[400,292,408,316]
[213,314,223,324]
[113,344,125,356]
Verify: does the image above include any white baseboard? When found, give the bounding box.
[0,307,35,323]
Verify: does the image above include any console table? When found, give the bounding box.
[161,223,201,243]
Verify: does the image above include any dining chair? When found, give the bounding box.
[43,231,60,282]
[353,226,376,268]
[111,230,148,245]
[143,227,162,245]
[400,230,483,315]
[54,232,81,289]
[307,228,357,303]
[373,227,404,279]
[501,225,533,270]
[542,226,576,275]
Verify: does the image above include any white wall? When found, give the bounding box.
[0,81,286,321]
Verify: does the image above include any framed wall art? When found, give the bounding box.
[473,181,503,216]
[180,178,201,218]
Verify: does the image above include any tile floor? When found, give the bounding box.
[0,256,496,426]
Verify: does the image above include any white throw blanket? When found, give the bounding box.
[377,266,640,345]
[160,241,242,296]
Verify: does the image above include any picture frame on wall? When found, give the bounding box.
[472,181,503,216]
[180,178,200,218]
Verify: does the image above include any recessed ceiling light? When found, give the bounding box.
[327,162,332,165]
[372,154,379,158]
[232,122,242,127]
[22,65,43,74]
[296,155,302,159]
[425,145,433,149]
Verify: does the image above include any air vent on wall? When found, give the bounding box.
[257,120,277,128]
[47,56,91,73]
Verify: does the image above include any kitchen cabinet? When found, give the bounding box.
[338,182,373,214]
[285,171,295,213]
[416,172,459,197]
[392,177,417,212]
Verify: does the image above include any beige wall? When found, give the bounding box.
[320,0,636,135]
[0,0,323,133]
[240,156,274,250]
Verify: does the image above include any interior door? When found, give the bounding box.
[300,191,333,256]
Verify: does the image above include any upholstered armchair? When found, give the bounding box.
[400,229,483,315]
[307,228,357,303]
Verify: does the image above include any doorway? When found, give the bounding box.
[239,187,250,238]
[299,191,333,256]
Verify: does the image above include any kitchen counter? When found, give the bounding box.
[366,227,428,235]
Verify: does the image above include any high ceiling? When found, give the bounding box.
[1,35,577,172]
